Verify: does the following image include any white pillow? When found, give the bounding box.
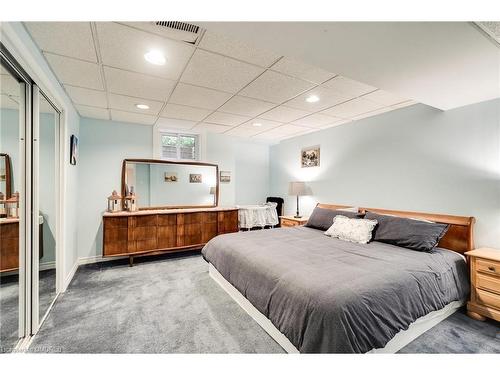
[324,215,378,244]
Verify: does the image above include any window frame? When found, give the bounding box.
[159,131,201,162]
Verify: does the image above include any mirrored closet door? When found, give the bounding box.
[33,89,59,329]
[0,57,27,351]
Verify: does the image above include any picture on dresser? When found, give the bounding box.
[189,173,202,183]
[220,171,231,183]
[164,172,178,182]
[301,145,320,168]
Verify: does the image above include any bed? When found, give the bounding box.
[201,203,474,353]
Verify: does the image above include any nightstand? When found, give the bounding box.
[280,216,309,227]
[465,248,500,322]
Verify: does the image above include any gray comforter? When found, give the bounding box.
[201,226,469,353]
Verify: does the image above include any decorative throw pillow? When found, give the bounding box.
[305,207,360,231]
[364,211,449,252]
[324,215,378,244]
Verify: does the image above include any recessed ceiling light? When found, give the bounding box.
[306,95,320,103]
[144,50,166,66]
[252,122,262,127]
[135,104,150,110]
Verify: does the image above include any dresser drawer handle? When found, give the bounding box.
[488,266,496,272]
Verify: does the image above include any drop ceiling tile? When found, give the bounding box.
[322,76,377,97]
[76,105,110,120]
[225,126,265,137]
[362,89,407,106]
[239,71,315,104]
[193,122,232,134]
[390,100,417,110]
[270,57,336,84]
[156,117,197,130]
[199,31,282,68]
[0,94,19,109]
[0,74,20,96]
[181,50,264,93]
[240,118,283,130]
[259,105,310,123]
[218,96,275,117]
[351,106,394,121]
[204,111,250,126]
[25,22,97,62]
[169,83,232,110]
[321,97,385,119]
[104,67,176,101]
[291,113,341,128]
[285,86,351,112]
[96,22,194,80]
[110,109,156,125]
[108,93,163,115]
[253,124,309,139]
[321,118,352,129]
[64,85,107,108]
[45,53,103,90]
[161,103,211,122]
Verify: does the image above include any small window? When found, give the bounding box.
[161,132,199,160]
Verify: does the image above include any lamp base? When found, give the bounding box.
[294,215,302,218]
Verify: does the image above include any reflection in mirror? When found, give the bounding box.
[0,63,21,351]
[37,93,58,325]
[124,160,218,209]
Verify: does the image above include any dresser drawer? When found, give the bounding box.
[476,288,500,310]
[476,273,500,294]
[476,258,500,277]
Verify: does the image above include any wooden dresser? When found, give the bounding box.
[0,218,19,272]
[466,248,500,322]
[103,207,239,264]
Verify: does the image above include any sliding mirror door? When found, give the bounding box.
[33,89,59,330]
[0,62,25,351]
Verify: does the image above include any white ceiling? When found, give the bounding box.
[198,22,500,111]
[24,21,417,141]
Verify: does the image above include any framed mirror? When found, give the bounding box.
[122,159,219,209]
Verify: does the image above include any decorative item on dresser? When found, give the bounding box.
[280,215,309,227]
[466,248,500,323]
[103,207,238,266]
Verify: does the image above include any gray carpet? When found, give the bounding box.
[29,253,500,354]
[0,269,56,353]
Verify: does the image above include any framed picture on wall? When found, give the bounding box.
[301,145,320,168]
[164,172,178,182]
[70,135,78,165]
[219,171,231,183]
[189,174,202,183]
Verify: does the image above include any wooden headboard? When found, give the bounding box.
[316,203,475,254]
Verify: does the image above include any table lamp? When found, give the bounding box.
[288,181,308,218]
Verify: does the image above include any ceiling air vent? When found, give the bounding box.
[152,21,202,44]
[155,21,200,35]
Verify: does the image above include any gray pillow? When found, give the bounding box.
[305,207,360,231]
[364,211,449,252]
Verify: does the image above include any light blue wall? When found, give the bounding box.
[77,118,153,259]
[270,100,500,249]
[77,118,272,259]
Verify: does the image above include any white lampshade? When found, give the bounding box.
[288,181,308,196]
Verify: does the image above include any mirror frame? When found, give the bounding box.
[0,153,12,199]
[121,158,219,210]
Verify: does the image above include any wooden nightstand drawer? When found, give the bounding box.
[476,273,500,294]
[280,216,308,227]
[477,258,500,277]
[476,289,500,310]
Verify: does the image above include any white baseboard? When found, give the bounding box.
[40,261,56,271]
[62,260,78,292]
[78,254,127,265]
